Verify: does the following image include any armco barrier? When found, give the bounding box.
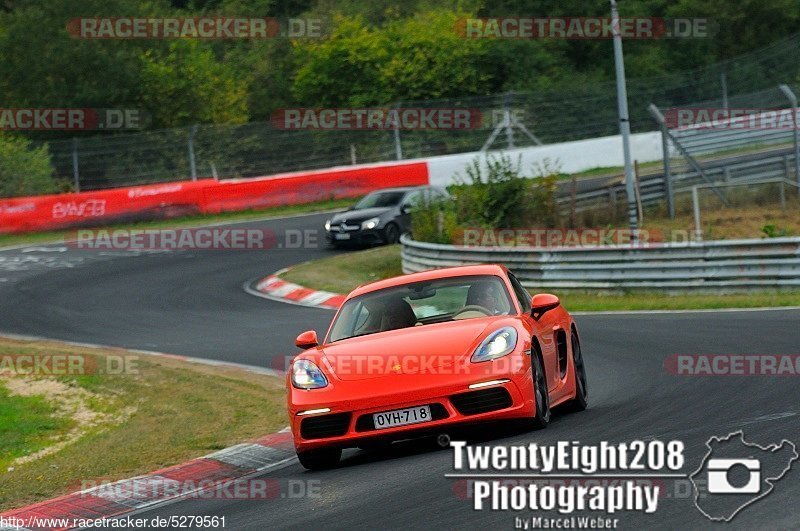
[400,234,800,291]
[0,162,429,233]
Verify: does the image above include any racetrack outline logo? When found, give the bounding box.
[690,431,798,522]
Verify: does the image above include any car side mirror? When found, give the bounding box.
[401,204,411,214]
[295,330,319,349]
[531,294,560,321]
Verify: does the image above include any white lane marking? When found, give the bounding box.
[21,246,67,253]
[737,411,798,426]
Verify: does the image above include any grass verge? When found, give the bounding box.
[0,337,286,511]
[283,245,404,293]
[279,245,800,311]
[0,196,355,249]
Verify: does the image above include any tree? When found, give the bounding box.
[0,134,62,198]
[292,16,390,107]
[138,40,250,127]
[380,11,493,101]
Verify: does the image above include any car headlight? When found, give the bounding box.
[292,359,328,389]
[471,327,518,362]
[324,220,331,231]
[361,217,380,230]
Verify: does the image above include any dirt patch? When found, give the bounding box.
[1,376,134,467]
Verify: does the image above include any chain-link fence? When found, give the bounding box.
[640,82,800,221]
[673,179,800,241]
[35,30,800,193]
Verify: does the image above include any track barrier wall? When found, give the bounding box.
[0,162,429,233]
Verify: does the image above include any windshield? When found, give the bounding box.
[327,275,514,342]
[353,191,406,209]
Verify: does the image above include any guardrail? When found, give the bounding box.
[555,146,797,214]
[400,234,800,290]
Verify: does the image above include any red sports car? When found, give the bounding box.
[287,264,588,470]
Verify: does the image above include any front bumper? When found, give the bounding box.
[325,228,385,245]
[289,372,534,452]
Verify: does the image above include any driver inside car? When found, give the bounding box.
[466,281,505,315]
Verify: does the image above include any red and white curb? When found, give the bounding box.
[1,431,296,531]
[246,268,344,310]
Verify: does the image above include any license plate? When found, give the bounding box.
[334,233,351,240]
[373,405,432,430]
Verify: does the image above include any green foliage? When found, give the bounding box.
[410,195,459,244]
[0,0,799,184]
[292,16,391,107]
[0,0,798,130]
[453,154,530,229]
[139,41,249,127]
[761,223,790,238]
[379,11,493,101]
[411,154,560,243]
[0,134,63,198]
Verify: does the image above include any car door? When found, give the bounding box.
[509,273,560,392]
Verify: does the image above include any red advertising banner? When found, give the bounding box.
[0,162,429,234]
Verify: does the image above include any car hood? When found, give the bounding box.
[330,207,392,224]
[319,317,510,381]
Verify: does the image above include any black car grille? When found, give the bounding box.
[450,387,513,416]
[355,403,449,432]
[300,413,352,439]
[333,223,361,232]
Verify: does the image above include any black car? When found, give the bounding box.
[324,186,447,247]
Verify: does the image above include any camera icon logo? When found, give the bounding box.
[706,458,760,494]
[690,431,797,522]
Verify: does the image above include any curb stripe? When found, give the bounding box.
[1,428,296,530]
[251,271,342,310]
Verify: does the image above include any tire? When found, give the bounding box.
[528,349,551,429]
[383,223,400,244]
[297,447,342,470]
[565,331,588,412]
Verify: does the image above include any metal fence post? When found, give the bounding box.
[504,93,514,150]
[610,0,640,235]
[392,104,403,160]
[785,154,791,180]
[71,138,80,192]
[648,104,674,218]
[720,71,728,109]
[648,103,728,206]
[188,124,198,181]
[778,84,800,194]
[780,180,787,210]
[692,186,703,242]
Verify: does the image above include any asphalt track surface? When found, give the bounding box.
[1,212,799,530]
